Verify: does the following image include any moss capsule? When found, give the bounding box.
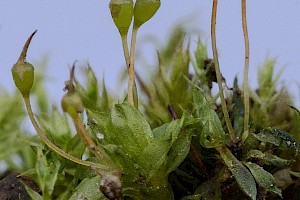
[11,30,37,98]
[109,0,134,35]
[133,0,161,28]
[61,65,83,119]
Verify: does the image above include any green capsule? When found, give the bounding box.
[61,66,83,119]
[11,30,37,98]
[61,90,83,119]
[109,0,133,35]
[133,0,161,28]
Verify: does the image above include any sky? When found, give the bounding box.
[1,1,300,106]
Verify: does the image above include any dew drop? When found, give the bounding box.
[97,133,104,140]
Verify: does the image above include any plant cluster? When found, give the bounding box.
[2,0,300,199]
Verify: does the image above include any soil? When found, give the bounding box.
[0,171,39,200]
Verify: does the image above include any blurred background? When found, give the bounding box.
[1,0,300,106]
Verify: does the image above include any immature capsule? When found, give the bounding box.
[61,65,83,119]
[109,0,134,35]
[133,0,161,28]
[11,30,37,97]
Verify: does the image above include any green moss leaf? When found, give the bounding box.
[246,150,294,167]
[193,86,226,148]
[245,162,282,197]
[36,148,61,199]
[140,117,184,180]
[192,178,222,200]
[36,109,72,150]
[218,147,257,200]
[75,66,99,111]
[66,134,86,159]
[165,128,194,175]
[88,102,153,178]
[69,176,105,200]
[110,103,153,156]
[232,77,244,139]
[24,185,43,200]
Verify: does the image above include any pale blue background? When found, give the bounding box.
[1,1,300,105]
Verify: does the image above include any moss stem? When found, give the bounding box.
[211,0,236,142]
[128,26,138,106]
[242,0,250,137]
[121,33,130,67]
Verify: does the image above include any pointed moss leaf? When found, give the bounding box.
[133,0,161,28]
[66,134,86,158]
[87,110,111,142]
[258,58,279,99]
[165,129,194,175]
[88,102,153,175]
[110,103,153,156]
[85,65,98,103]
[152,123,168,138]
[251,132,280,146]
[36,110,72,149]
[193,86,226,148]
[24,185,43,200]
[36,148,61,198]
[268,128,300,152]
[245,162,282,197]
[290,171,300,178]
[140,117,184,180]
[100,78,109,111]
[75,66,98,111]
[246,150,294,167]
[195,38,208,70]
[103,144,140,182]
[232,77,244,139]
[69,176,105,200]
[169,45,190,104]
[219,147,257,200]
[160,27,185,62]
[109,0,133,35]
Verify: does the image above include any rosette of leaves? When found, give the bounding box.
[85,100,195,199]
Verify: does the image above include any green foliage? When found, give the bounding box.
[137,27,194,127]
[219,147,257,200]
[4,3,300,200]
[0,90,36,173]
[87,103,194,198]
[193,86,227,148]
[69,176,105,200]
[245,162,282,197]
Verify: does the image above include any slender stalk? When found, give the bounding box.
[128,26,139,106]
[121,34,130,67]
[242,0,250,137]
[73,117,121,173]
[122,33,138,108]
[211,0,236,142]
[23,96,110,171]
